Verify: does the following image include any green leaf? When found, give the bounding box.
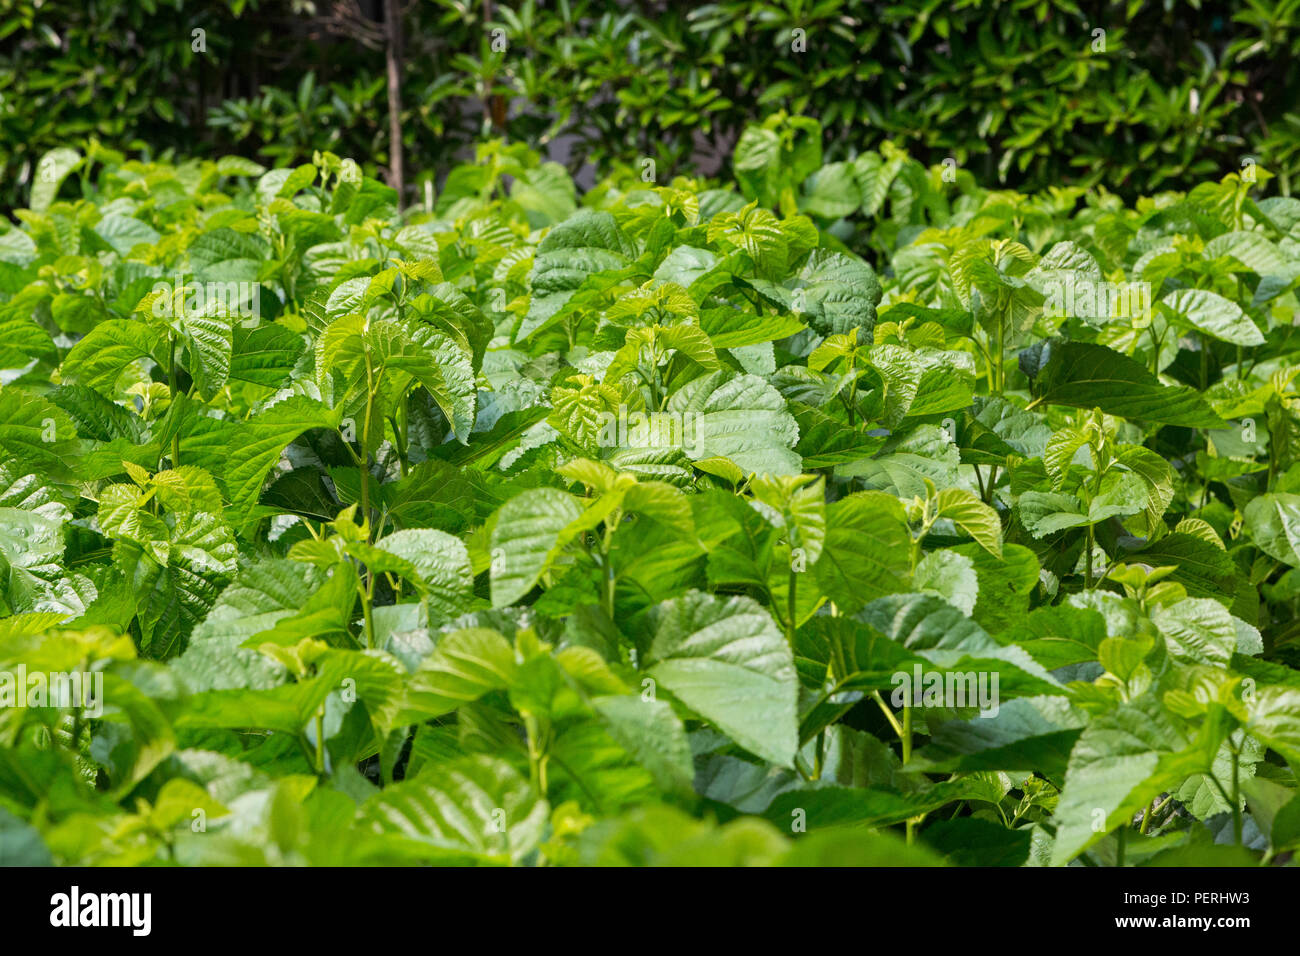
[223,397,341,518]
[590,695,695,797]
[923,817,1032,866]
[1051,698,1209,865]
[1151,598,1238,666]
[935,487,1003,558]
[913,696,1086,778]
[1024,341,1225,427]
[1244,493,1300,567]
[1247,686,1300,766]
[401,628,518,720]
[666,371,801,477]
[30,148,81,213]
[60,319,165,393]
[363,755,548,864]
[814,492,912,613]
[777,827,945,866]
[374,529,474,622]
[644,591,798,767]
[0,807,53,865]
[913,550,978,615]
[0,388,83,482]
[1160,288,1264,346]
[489,488,585,608]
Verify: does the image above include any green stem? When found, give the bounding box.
[167,334,181,468]
[597,514,619,619]
[396,393,410,477]
[871,691,904,739]
[1116,825,1127,867]
[524,714,548,796]
[314,708,325,774]
[360,575,376,650]
[1085,525,1095,588]
[602,557,616,620]
[995,314,1005,395]
[785,567,798,645]
[360,354,375,539]
[901,702,912,765]
[1231,744,1243,845]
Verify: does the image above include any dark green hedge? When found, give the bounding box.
[3,0,1299,210]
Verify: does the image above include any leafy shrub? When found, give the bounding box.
[0,133,1298,867]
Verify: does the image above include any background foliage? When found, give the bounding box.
[5,0,1300,213]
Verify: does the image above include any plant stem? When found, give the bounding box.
[995,315,1005,395]
[524,714,548,796]
[396,393,410,476]
[360,574,377,650]
[1231,744,1243,845]
[167,333,181,468]
[597,515,618,619]
[785,567,798,645]
[360,351,375,540]
[602,556,616,620]
[871,691,904,739]
[901,702,912,764]
[1085,525,1095,588]
[314,708,325,774]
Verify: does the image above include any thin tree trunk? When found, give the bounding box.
[383,0,405,208]
[484,0,507,133]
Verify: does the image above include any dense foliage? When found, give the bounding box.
[6,0,1300,212]
[2,118,1300,867]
